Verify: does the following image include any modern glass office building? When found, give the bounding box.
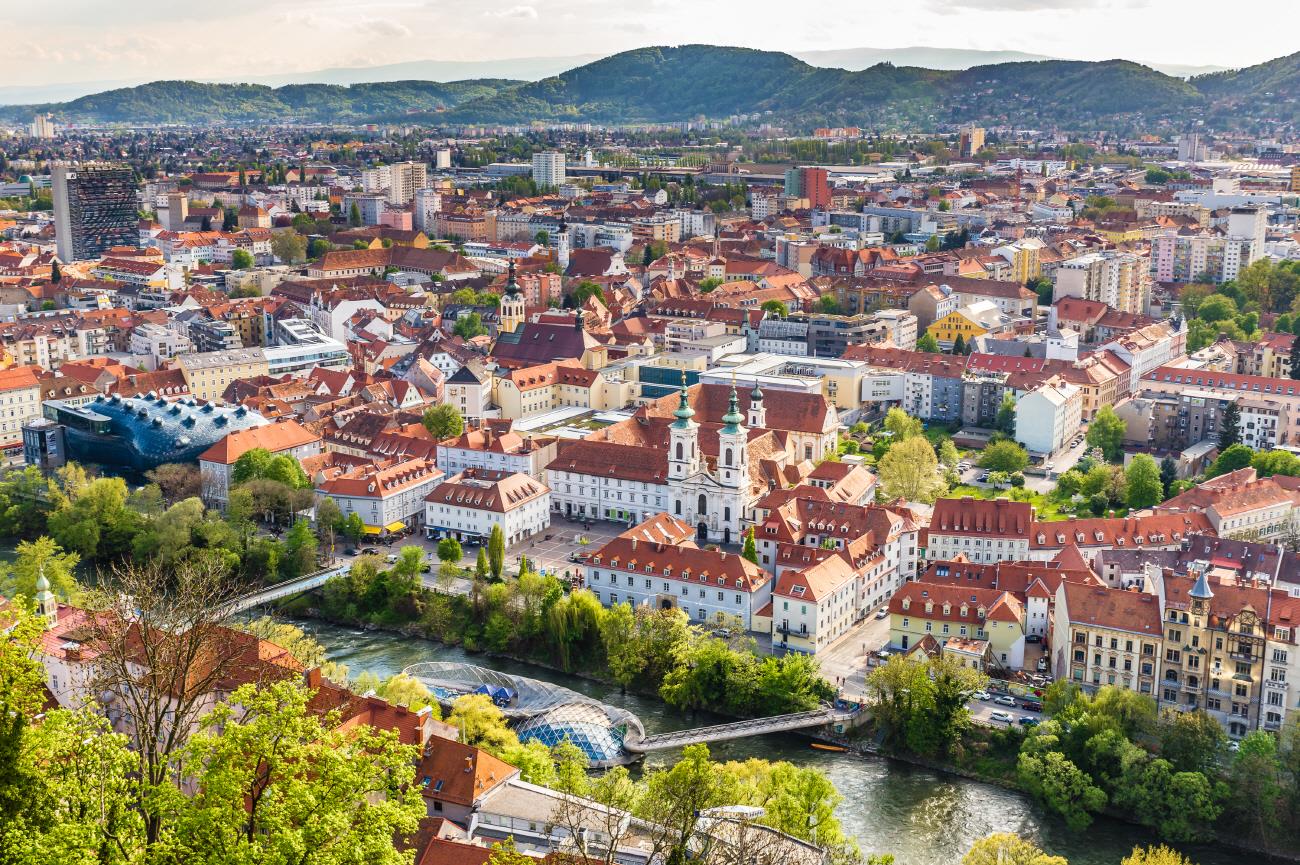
[52,163,138,262]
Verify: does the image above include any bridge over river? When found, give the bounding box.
[622,706,857,752]
[219,564,348,618]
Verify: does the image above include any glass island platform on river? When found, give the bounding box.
[406,661,645,766]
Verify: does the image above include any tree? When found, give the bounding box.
[938,438,960,470]
[962,834,1067,865]
[995,392,1017,435]
[283,518,318,576]
[1219,400,1241,449]
[1290,334,1300,381]
[475,546,490,580]
[1121,846,1196,865]
[447,694,518,755]
[3,536,80,601]
[1086,405,1126,462]
[347,201,362,227]
[1226,730,1283,841]
[1159,456,1178,496]
[760,299,788,317]
[200,213,213,231]
[146,462,202,504]
[222,206,239,231]
[166,679,423,865]
[1124,453,1164,509]
[437,537,463,564]
[342,511,365,545]
[916,332,941,353]
[80,557,250,847]
[421,404,464,440]
[487,524,505,581]
[698,277,723,293]
[453,312,486,339]
[951,333,967,355]
[980,440,1029,474]
[271,228,307,264]
[599,603,644,690]
[307,238,331,260]
[230,248,254,270]
[1207,443,1254,479]
[883,407,924,441]
[1017,750,1107,830]
[817,295,840,314]
[878,436,945,504]
[638,743,730,864]
[741,528,758,564]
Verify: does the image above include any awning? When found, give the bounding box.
[384,521,406,533]
[362,525,383,535]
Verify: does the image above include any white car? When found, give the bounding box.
[989,711,1014,723]
[994,694,1017,707]
[973,690,992,701]
[874,608,889,619]
[384,553,399,564]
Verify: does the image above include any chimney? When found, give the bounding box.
[305,667,322,689]
[464,755,473,773]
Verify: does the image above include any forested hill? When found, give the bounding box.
[0,79,517,125]
[4,45,1298,129]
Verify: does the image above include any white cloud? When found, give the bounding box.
[358,18,413,37]
[485,4,539,18]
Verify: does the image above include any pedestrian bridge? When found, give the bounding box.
[621,706,856,753]
[220,564,347,617]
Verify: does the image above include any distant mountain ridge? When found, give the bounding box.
[0,44,1291,129]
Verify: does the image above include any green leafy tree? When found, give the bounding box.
[1017,750,1107,830]
[741,527,759,564]
[1252,449,1300,477]
[980,440,1029,473]
[347,201,362,227]
[698,277,723,293]
[271,228,307,264]
[421,404,465,440]
[760,299,788,317]
[599,602,644,690]
[883,407,923,441]
[437,537,463,563]
[938,438,960,470]
[638,743,730,864]
[916,332,941,353]
[453,312,486,339]
[1124,453,1164,508]
[952,333,967,355]
[1225,731,1284,841]
[1207,443,1254,479]
[878,436,945,504]
[995,392,1017,436]
[487,524,505,581]
[3,536,80,601]
[447,694,519,756]
[283,517,318,577]
[475,546,490,580]
[230,248,254,270]
[165,680,423,865]
[962,834,1068,865]
[1086,405,1127,462]
[342,511,365,544]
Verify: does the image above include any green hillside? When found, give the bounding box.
[3,45,1298,129]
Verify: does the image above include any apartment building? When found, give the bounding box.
[1052,251,1146,315]
[198,420,323,506]
[583,514,772,630]
[0,365,43,461]
[531,151,566,188]
[315,458,443,537]
[923,498,1034,564]
[888,581,1027,670]
[1051,581,1163,697]
[423,469,550,547]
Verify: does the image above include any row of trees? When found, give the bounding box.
[1019,682,1300,848]
[313,555,834,719]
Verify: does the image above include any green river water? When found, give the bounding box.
[297,618,1271,865]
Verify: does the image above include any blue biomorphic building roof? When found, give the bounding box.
[47,393,267,472]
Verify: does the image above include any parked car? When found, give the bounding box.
[1021,700,1043,713]
[1025,634,1043,643]
[994,695,1017,707]
[874,608,889,619]
[384,553,399,564]
[360,547,379,556]
[344,548,357,556]
[1019,717,1040,727]
[1036,658,1050,673]
[989,711,1014,723]
[973,690,992,702]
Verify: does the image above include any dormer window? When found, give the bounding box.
[901,598,911,611]
[925,601,934,614]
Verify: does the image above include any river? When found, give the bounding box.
[298,618,1260,865]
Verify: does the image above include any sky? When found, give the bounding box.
[10,0,1294,88]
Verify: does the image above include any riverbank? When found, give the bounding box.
[283,604,1293,865]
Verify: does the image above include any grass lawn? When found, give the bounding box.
[946,484,1073,521]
